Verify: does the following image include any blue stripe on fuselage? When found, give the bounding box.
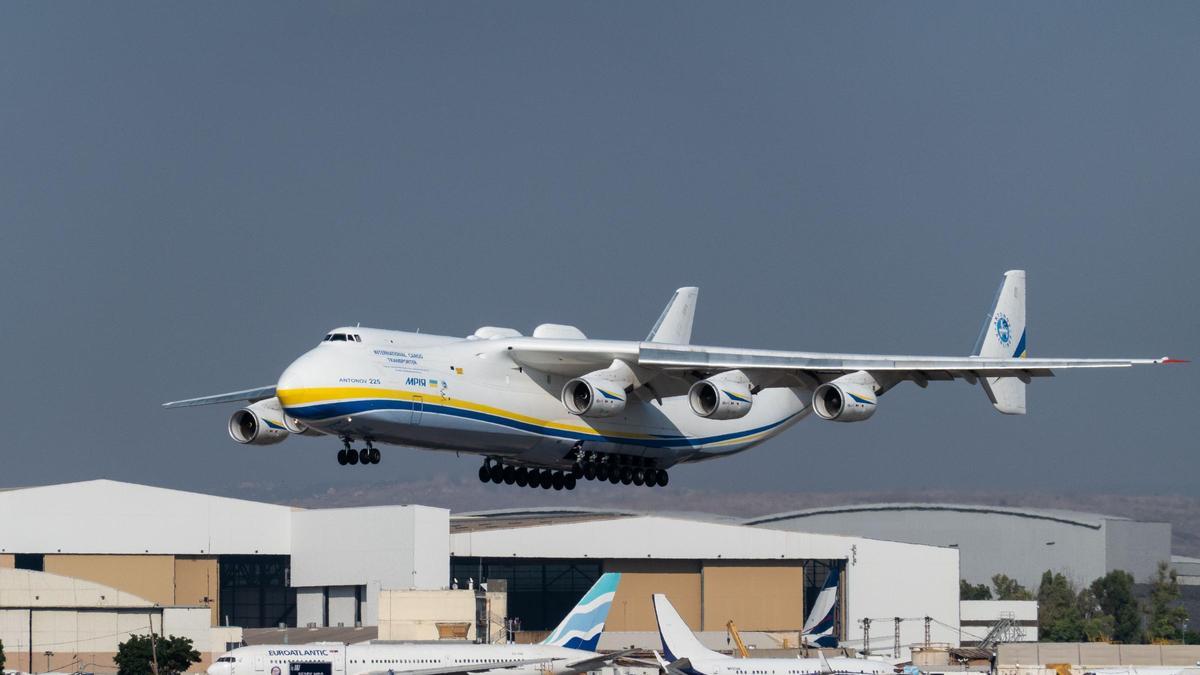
[285,398,797,449]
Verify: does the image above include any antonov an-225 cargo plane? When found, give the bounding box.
[165,271,1182,490]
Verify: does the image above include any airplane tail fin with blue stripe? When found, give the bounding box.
[540,573,621,651]
[652,593,728,662]
[801,567,840,648]
[973,270,1027,415]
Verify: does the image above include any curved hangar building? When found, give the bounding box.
[0,481,961,671]
[745,503,1173,589]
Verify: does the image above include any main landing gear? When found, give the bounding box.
[337,439,381,466]
[477,454,670,490]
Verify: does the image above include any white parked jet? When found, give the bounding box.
[166,271,1181,490]
[207,574,623,675]
[651,593,895,675]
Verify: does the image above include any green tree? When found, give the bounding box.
[1076,587,1116,642]
[992,574,1034,600]
[1,638,6,672]
[961,579,993,600]
[1038,570,1086,642]
[1090,570,1142,643]
[1146,561,1188,642]
[114,634,201,675]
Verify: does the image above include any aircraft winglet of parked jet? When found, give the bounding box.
[207,573,623,675]
[166,271,1182,490]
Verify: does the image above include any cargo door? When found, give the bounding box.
[411,395,424,425]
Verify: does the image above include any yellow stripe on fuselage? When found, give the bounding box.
[276,386,668,441]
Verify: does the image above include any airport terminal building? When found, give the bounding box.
[0,480,963,670]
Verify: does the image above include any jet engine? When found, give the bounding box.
[562,362,636,418]
[228,398,290,445]
[688,370,753,420]
[812,373,878,423]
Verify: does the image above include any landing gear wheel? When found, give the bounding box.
[337,449,348,465]
[632,468,645,486]
[369,448,381,464]
[359,448,370,465]
[478,465,489,482]
[607,469,620,484]
[620,467,634,485]
[503,465,516,485]
[540,470,554,489]
[564,475,577,490]
[515,467,529,487]
[596,465,610,481]
[584,464,597,481]
[552,472,565,491]
[656,469,670,487]
[570,463,584,479]
[347,449,359,465]
[489,464,504,484]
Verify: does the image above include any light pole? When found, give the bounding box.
[44,650,55,673]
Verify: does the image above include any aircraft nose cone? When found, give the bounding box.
[207,662,231,675]
[276,348,327,414]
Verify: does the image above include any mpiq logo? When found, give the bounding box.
[994,312,1012,346]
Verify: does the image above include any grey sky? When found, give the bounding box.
[1,2,1196,497]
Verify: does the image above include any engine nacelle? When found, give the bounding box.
[812,373,878,423]
[228,398,289,445]
[562,374,628,418]
[688,370,753,420]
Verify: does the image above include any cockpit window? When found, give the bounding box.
[217,657,236,663]
[331,334,347,341]
[322,332,361,343]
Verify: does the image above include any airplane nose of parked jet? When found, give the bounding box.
[207,661,232,675]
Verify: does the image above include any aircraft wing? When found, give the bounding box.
[506,338,1178,386]
[637,343,1179,386]
[361,658,551,675]
[505,339,639,375]
[563,648,638,673]
[162,386,277,409]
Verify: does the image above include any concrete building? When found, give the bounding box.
[1,481,968,670]
[744,504,1173,589]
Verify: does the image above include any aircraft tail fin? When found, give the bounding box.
[801,566,840,647]
[973,270,1027,415]
[646,287,699,345]
[540,573,621,651]
[652,594,728,662]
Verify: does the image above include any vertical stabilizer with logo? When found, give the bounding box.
[973,270,1027,415]
[652,594,728,662]
[801,567,840,648]
[540,573,621,651]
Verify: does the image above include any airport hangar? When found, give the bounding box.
[744,504,1174,589]
[0,480,961,670]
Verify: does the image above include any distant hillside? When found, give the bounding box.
[221,477,1200,557]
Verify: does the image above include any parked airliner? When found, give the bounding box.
[652,594,895,675]
[207,574,623,675]
[166,271,1181,490]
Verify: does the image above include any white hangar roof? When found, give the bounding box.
[0,479,295,555]
[449,512,956,561]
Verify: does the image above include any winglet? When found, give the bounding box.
[646,287,699,345]
[1159,358,1189,364]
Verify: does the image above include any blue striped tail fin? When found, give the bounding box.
[540,573,621,651]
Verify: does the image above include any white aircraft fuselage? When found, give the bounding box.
[207,642,598,675]
[276,327,808,470]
